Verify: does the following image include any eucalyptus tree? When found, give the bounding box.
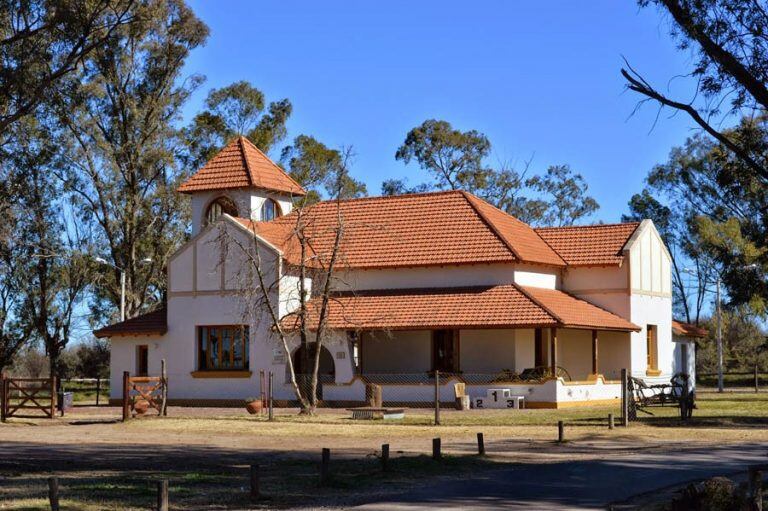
[55,0,208,321]
[0,0,137,139]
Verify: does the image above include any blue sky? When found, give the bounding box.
[181,0,699,223]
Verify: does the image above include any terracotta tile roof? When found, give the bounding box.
[178,136,306,196]
[519,286,640,331]
[285,285,555,331]
[286,285,639,332]
[672,319,708,338]
[535,222,641,266]
[234,190,566,269]
[464,193,565,266]
[93,308,168,338]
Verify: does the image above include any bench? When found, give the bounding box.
[347,407,405,420]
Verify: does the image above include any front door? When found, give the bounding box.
[136,345,148,376]
[432,330,457,373]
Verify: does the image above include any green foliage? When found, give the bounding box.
[281,135,367,203]
[395,119,493,193]
[391,119,599,226]
[185,81,292,170]
[0,0,136,138]
[696,307,768,374]
[55,0,208,321]
[526,165,599,227]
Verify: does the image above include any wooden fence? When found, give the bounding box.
[61,377,108,406]
[1,377,56,421]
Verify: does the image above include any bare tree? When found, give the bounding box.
[212,151,360,415]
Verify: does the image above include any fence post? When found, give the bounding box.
[268,372,274,421]
[620,369,629,427]
[557,421,565,443]
[755,364,760,394]
[477,432,485,455]
[250,464,260,500]
[381,443,390,472]
[95,377,101,406]
[434,370,440,426]
[50,376,57,419]
[122,371,130,422]
[0,374,6,423]
[161,359,168,416]
[320,448,330,486]
[156,480,169,511]
[432,438,442,460]
[48,476,59,511]
[259,370,266,411]
[749,465,763,511]
[608,413,614,430]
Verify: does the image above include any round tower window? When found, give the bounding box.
[205,197,238,225]
[261,198,281,221]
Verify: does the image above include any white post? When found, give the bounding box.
[716,278,723,393]
[120,270,126,322]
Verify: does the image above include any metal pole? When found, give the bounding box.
[434,369,440,426]
[716,278,723,393]
[120,270,126,322]
[268,371,274,421]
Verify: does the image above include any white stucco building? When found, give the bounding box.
[97,136,695,408]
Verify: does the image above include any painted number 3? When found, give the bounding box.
[506,399,514,408]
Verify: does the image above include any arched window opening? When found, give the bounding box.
[205,197,238,225]
[261,198,281,221]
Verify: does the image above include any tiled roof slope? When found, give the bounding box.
[235,190,565,269]
[464,193,565,266]
[535,222,641,266]
[94,308,168,338]
[286,285,639,331]
[520,286,640,331]
[672,319,708,338]
[178,136,306,196]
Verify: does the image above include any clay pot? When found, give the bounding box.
[245,400,263,415]
[133,399,149,415]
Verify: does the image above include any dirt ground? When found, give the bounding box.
[2,396,768,509]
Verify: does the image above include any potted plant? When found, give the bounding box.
[245,397,263,415]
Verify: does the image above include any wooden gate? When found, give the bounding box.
[121,360,168,421]
[1,377,56,421]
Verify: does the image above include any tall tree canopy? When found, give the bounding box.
[281,135,367,204]
[55,0,208,321]
[0,0,137,140]
[625,0,768,314]
[185,81,292,171]
[389,119,599,226]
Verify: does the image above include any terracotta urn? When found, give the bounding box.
[245,400,263,415]
[133,399,149,415]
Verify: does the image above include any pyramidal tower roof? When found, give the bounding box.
[178,136,306,196]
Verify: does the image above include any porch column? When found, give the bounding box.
[550,327,558,375]
[591,329,599,376]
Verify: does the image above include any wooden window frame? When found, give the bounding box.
[197,325,250,371]
[205,197,238,226]
[646,325,660,376]
[261,198,281,221]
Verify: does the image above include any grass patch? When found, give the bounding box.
[0,455,502,510]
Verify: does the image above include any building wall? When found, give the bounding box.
[460,329,516,373]
[597,330,632,381]
[556,329,593,381]
[360,330,431,373]
[335,263,558,292]
[189,189,294,236]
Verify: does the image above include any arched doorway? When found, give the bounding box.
[292,344,335,400]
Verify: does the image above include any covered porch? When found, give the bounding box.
[294,284,640,407]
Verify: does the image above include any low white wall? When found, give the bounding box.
[556,378,622,403]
